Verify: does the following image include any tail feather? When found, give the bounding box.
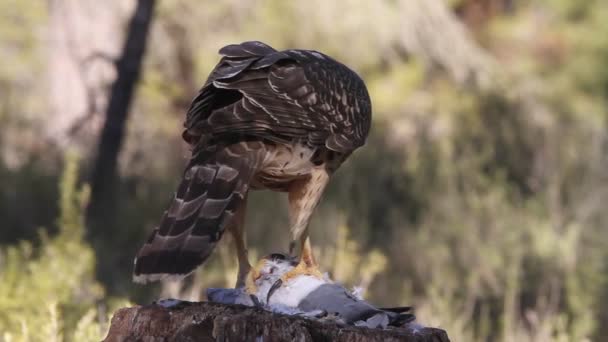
[133,144,262,283]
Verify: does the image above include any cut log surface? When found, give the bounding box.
[103,301,450,342]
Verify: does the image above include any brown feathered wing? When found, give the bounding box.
[133,41,371,282]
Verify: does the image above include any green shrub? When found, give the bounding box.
[0,153,127,342]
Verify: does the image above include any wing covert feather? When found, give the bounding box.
[183,41,371,153]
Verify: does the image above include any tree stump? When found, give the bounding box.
[103,301,450,342]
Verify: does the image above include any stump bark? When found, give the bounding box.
[103,301,450,342]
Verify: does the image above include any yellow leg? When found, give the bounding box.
[228,199,251,288]
[280,168,330,283]
[300,235,317,268]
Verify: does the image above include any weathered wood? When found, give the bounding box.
[103,301,450,342]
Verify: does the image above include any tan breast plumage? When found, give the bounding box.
[251,143,318,191]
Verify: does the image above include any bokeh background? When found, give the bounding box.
[1,0,607,341]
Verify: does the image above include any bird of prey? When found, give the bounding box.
[133,41,371,287]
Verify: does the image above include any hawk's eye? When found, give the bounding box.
[269,266,277,274]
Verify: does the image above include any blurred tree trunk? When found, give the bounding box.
[87,0,156,245]
[47,0,131,147]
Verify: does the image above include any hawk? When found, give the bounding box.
[133,41,371,287]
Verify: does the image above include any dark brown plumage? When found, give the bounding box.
[133,41,371,285]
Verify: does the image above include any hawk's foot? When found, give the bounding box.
[279,257,323,283]
[282,235,322,282]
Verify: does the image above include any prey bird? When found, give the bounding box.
[208,253,415,329]
[133,41,371,287]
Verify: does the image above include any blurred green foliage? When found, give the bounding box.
[1,1,607,341]
[0,154,127,341]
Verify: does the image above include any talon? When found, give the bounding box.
[280,235,323,285]
[250,294,262,307]
[278,257,324,287]
[267,278,283,303]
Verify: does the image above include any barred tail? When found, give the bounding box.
[133,145,261,283]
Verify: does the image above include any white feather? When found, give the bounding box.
[267,275,327,307]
